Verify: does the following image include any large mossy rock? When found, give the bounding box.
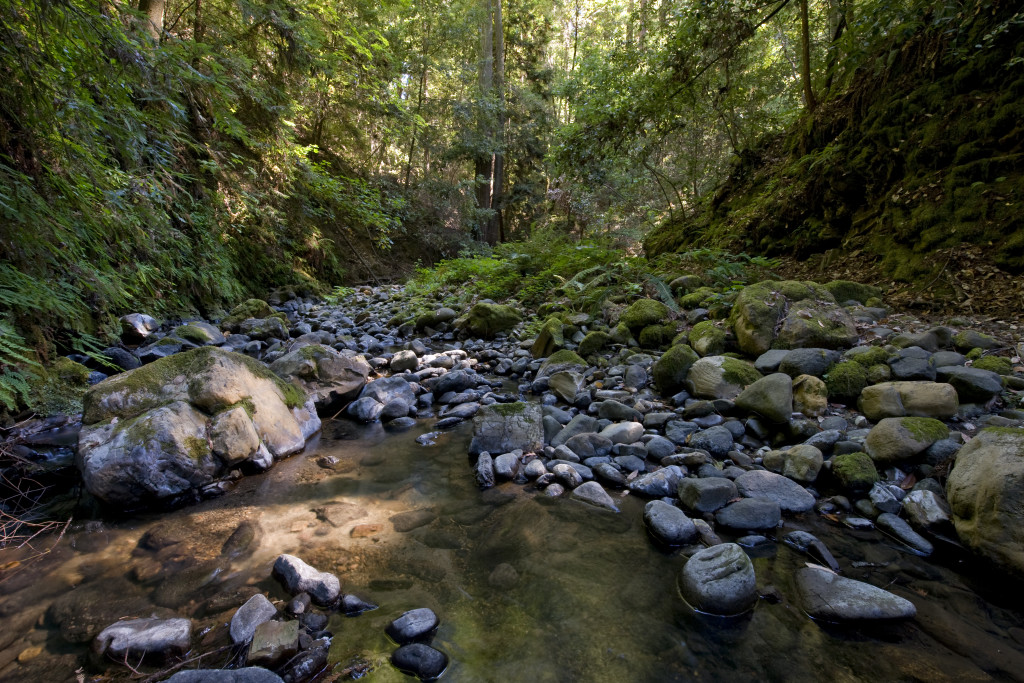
[858,381,959,421]
[78,347,320,509]
[531,316,565,358]
[619,299,671,333]
[457,303,521,339]
[270,344,371,410]
[221,299,285,332]
[468,402,543,456]
[686,355,761,400]
[652,344,699,395]
[864,416,948,465]
[823,280,882,304]
[729,281,858,356]
[946,428,1024,575]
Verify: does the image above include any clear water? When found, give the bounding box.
[2,417,1024,682]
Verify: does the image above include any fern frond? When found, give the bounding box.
[644,274,680,313]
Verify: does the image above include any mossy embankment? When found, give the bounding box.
[645,1,1024,287]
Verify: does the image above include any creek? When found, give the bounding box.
[3,410,1024,682]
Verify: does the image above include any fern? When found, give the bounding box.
[644,274,680,313]
[0,318,41,412]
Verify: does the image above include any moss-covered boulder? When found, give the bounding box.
[831,452,879,493]
[609,323,635,345]
[858,381,959,421]
[678,286,716,310]
[537,349,587,378]
[953,329,999,353]
[946,428,1024,575]
[78,347,320,509]
[823,280,883,305]
[669,274,703,294]
[415,307,457,331]
[468,402,543,456]
[729,281,857,356]
[824,361,868,400]
[457,303,521,339]
[638,323,677,349]
[578,331,612,357]
[844,345,891,367]
[792,374,828,417]
[689,320,728,357]
[173,322,226,346]
[619,298,671,333]
[686,355,762,400]
[531,316,565,358]
[652,344,699,396]
[734,373,792,423]
[864,416,949,465]
[27,357,92,416]
[972,355,1012,375]
[222,299,280,331]
[239,316,289,341]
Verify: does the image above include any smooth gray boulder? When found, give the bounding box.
[864,417,948,464]
[230,594,277,646]
[678,477,737,513]
[715,499,781,530]
[386,608,439,644]
[858,381,959,421]
[272,555,340,605]
[679,543,757,615]
[644,500,698,545]
[271,344,371,407]
[734,373,793,424]
[796,566,916,621]
[166,669,283,683]
[936,365,1003,403]
[571,481,620,511]
[876,513,934,555]
[628,466,683,497]
[734,470,815,512]
[93,617,191,661]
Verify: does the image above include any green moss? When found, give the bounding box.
[845,345,890,367]
[222,298,275,329]
[27,357,91,416]
[156,337,183,347]
[174,324,211,345]
[689,320,727,356]
[539,349,586,375]
[638,323,676,349]
[459,303,522,339]
[652,344,699,395]
[678,286,716,309]
[578,331,612,357]
[489,401,528,417]
[831,452,879,492]
[185,435,210,460]
[531,316,565,358]
[824,361,868,400]
[619,298,671,332]
[900,416,949,443]
[720,356,761,386]
[823,280,882,304]
[972,355,1012,375]
[610,323,634,345]
[966,347,984,360]
[866,363,892,384]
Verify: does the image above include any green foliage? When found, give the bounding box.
[323,286,355,305]
[0,317,40,412]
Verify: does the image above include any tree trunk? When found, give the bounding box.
[799,0,817,112]
[138,0,165,42]
[405,24,431,189]
[476,0,495,242]
[489,0,505,245]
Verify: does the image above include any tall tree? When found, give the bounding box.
[137,0,165,42]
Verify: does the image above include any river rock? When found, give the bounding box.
[734,470,815,512]
[272,555,340,605]
[571,480,620,511]
[391,643,449,680]
[688,425,734,457]
[796,566,916,620]
[469,402,543,456]
[644,500,698,545]
[946,428,1024,574]
[716,498,781,530]
[628,466,683,497]
[120,313,159,343]
[731,281,856,355]
[247,620,299,667]
[686,356,761,400]
[240,316,289,341]
[493,452,520,480]
[93,617,191,661]
[775,444,823,483]
[475,452,496,488]
[391,349,419,373]
[858,381,959,421]
[386,608,439,644]
[597,399,642,422]
[902,489,951,530]
[936,365,1004,403]
[778,348,840,378]
[734,373,792,424]
[78,347,320,508]
[864,417,948,464]
[551,414,599,447]
[791,374,828,417]
[271,344,371,408]
[678,477,737,513]
[600,421,644,444]
[458,302,521,338]
[876,512,933,555]
[166,669,284,683]
[679,543,757,615]
[230,594,278,645]
[784,531,840,571]
[549,371,585,403]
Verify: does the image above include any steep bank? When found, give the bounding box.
[645,1,1024,307]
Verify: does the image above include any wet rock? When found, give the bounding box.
[230,594,277,645]
[469,402,543,456]
[120,313,159,344]
[734,373,793,424]
[386,608,439,644]
[689,425,734,458]
[677,477,737,513]
[247,620,299,667]
[600,421,644,444]
[864,417,949,464]
[390,508,437,532]
[679,543,757,615]
[93,617,191,661]
[868,482,903,514]
[876,512,933,555]
[391,349,419,373]
[784,531,840,571]
[475,452,496,488]
[564,433,612,458]
[902,489,952,530]
[391,643,449,681]
[778,348,840,379]
[571,480,620,511]
[715,498,782,530]
[549,371,585,403]
[796,566,916,621]
[830,453,879,493]
[597,399,642,422]
[644,500,697,545]
[272,555,341,605]
[552,462,583,488]
[340,594,378,616]
[493,452,520,480]
[166,669,284,683]
[279,638,331,683]
[734,470,815,513]
[629,466,684,497]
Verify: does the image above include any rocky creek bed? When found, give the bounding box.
[2,280,1024,681]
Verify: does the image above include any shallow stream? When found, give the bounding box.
[3,416,1024,682]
